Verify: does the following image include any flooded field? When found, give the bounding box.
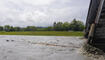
[0,35,103,60]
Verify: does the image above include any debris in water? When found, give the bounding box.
[81,42,105,60]
[6,40,14,42]
[11,40,14,42]
[31,42,80,48]
[6,40,9,42]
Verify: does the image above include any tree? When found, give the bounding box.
[62,22,70,31]
[14,27,21,31]
[53,22,63,31]
[25,26,37,31]
[53,22,56,31]
[0,26,3,31]
[9,26,15,31]
[4,25,11,32]
[69,19,85,31]
[45,26,53,31]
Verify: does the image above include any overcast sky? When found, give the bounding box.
[0,0,90,27]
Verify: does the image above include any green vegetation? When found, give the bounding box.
[0,19,85,32]
[53,19,85,31]
[0,19,84,36]
[0,31,83,36]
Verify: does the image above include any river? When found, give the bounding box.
[0,35,103,60]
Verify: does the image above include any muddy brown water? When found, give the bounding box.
[0,35,101,60]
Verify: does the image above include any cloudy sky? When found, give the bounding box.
[0,0,90,27]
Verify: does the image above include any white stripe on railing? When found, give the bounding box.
[95,0,105,24]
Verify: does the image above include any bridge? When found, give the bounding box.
[85,0,105,51]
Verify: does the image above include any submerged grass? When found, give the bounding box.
[0,31,83,36]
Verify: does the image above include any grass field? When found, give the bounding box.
[0,31,84,36]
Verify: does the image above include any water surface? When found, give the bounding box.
[0,35,92,60]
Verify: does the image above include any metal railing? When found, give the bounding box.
[95,0,105,24]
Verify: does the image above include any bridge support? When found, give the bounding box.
[87,23,95,45]
[85,0,105,51]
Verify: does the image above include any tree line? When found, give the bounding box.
[0,19,85,32]
[0,25,37,32]
[53,19,85,31]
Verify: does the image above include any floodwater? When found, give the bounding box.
[0,35,97,60]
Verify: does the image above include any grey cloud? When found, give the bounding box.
[0,0,90,27]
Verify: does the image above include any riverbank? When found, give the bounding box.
[0,31,83,36]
